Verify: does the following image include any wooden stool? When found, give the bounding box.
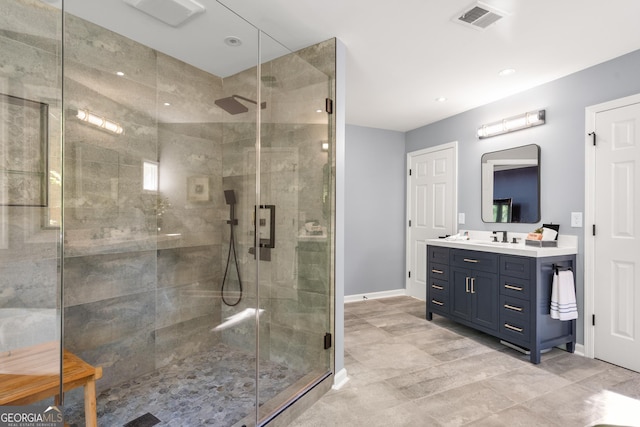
[0,342,102,427]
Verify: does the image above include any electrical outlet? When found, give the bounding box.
[571,212,583,228]
[458,213,465,224]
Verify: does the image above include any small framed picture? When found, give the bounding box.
[187,175,210,202]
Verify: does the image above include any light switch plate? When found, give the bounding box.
[571,212,583,227]
[458,213,465,224]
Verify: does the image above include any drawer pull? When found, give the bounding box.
[504,304,523,312]
[463,258,479,263]
[504,323,524,332]
[431,284,444,290]
[431,299,444,306]
[431,269,444,274]
[504,284,524,291]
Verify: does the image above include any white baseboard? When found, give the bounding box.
[332,368,349,390]
[344,288,407,303]
[574,343,585,357]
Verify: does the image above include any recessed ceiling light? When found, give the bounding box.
[499,68,516,76]
[163,102,171,106]
[435,97,447,102]
[224,36,242,47]
[316,109,323,113]
[116,71,125,76]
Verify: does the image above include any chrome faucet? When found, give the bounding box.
[493,230,508,243]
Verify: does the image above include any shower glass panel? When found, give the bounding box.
[0,0,63,406]
[256,34,334,423]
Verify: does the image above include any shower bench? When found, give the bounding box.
[0,341,102,427]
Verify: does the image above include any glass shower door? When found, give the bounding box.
[256,34,335,424]
[0,0,63,411]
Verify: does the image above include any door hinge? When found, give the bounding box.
[409,220,412,227]
[325,98,333,114]
[408,271,411,278]
[592,224,596,236]
[324,332,332,349]
[588,131,596,146]
[592,314,596,326]
[409,168,412,176]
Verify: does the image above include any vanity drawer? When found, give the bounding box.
[429,289,449,314]
[451,249,498,273]
[500,295,529,320]
[500,313,531,343]
[429,262,449,280]
[500,255,532,280]
[428,246,449,265]
[429,277,449,295]
[500,276,531,300]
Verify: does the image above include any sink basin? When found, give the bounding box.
[448,239,513,247]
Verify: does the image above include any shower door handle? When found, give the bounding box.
[258,204,276,249]
[249,205,276,261]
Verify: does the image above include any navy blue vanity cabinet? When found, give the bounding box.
[426,244,577,364]
[450,249,499,333]
[426,246,450,319]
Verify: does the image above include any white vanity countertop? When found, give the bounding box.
[426,232,578,257]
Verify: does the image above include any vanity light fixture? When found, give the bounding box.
[477,109,545,139]
[76,109,124,134]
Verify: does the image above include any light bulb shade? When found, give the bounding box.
[477,109,545,139]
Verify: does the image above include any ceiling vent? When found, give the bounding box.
[123,0,205,27]
[453,2,507,30]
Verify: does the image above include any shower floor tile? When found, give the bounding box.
[63,344,303,427]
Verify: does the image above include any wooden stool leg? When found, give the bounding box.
[84,378,98,427]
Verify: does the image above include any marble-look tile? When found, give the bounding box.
[483,364,572,403]
[412,381,518,426]
[156,245,216,288]
[538,351,610,382]
[348,340,441,381]
[468,405,563,427]
[386,350,525,400]
[523,383,619,427]
[63,251,156,306]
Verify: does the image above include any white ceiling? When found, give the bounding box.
[65,0,640,132]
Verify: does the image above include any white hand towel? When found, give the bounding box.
[550,270,578,320]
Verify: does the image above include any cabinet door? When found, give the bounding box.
[451,268,471,320]
[471,271,499,331]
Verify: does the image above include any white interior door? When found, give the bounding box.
[406,142,457,300]
[592,101,640,372]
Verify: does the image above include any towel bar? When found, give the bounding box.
[552,264,572,275]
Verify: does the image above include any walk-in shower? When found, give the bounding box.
[1,0,336,425]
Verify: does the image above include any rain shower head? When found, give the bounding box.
[224,189,236,205]
[215,95,266,115]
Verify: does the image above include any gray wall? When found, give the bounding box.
[406,48,640,343]
[345,125,405,296]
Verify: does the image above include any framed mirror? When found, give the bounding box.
[481,144,540,223]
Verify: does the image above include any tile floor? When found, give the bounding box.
[290,296,640,427]
[63,343,302,426]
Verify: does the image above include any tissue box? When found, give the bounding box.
[525,239,558,247]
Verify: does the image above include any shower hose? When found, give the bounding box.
[221,208,243,306]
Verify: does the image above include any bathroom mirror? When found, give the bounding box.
[481,144,540,223]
